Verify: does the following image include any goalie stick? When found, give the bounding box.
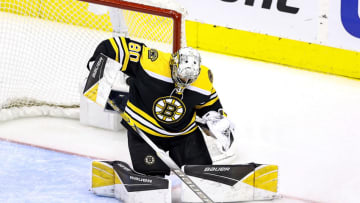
[134,126,215,203]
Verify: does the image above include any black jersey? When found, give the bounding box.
[89,37,223,137]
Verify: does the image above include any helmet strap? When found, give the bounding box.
[170,86,184,100]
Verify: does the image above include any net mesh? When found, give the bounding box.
[124,10,173,44]
[0,0,184,120]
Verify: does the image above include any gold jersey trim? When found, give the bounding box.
[109,38,119,62]
[124,101,198,137]
[127,102,162,128]
[195,92,219,109]
[120,37,130,72]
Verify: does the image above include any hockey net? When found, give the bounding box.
[0,0,186,121]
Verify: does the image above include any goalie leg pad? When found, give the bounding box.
[91,160,116,197]
[91,160,171,203]
[113,161,171,203]
[181,163,278,202]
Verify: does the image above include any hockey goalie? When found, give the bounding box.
[83,36,278,202]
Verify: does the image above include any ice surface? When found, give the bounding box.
[0,140,118,203]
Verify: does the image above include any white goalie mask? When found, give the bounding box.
[170,47,201,94]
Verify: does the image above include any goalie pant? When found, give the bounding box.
[125,124,212,176]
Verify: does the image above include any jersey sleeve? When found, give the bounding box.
[87,37,146,78]
[195,87,224,118]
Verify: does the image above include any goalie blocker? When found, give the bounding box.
[80,53,129,131]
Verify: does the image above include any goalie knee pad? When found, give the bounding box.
[181,163,278,202]
[91,160,172,203]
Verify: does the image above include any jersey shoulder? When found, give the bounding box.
[139,46,173,81]
[189,65,214,96]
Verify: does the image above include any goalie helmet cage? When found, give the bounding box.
[0,0,187,121]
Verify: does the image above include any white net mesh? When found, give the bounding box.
[0,0,185,121]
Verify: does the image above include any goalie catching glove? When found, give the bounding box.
[197,110,235,153]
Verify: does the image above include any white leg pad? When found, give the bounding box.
[91,160,172,203]
[181,164,278,202]
[113,161,172,203]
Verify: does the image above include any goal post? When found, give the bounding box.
[0,0,187,121]
[85,0,184,53]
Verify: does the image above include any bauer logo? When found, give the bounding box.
[92,56,104,78]
[220,0,299,14]
[204,167,231,172]
[341,0,360,38]
[129,176,153,184]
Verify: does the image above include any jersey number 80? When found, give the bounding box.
[129,42,141,62]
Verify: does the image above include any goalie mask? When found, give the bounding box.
[170,47,201,94]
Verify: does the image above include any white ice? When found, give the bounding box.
[1,50,360,203]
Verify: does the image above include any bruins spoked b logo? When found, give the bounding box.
[144,155,155,165]
[153,96,186,123]
[148,49,158,62]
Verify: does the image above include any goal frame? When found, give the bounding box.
[83,0,183,53]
